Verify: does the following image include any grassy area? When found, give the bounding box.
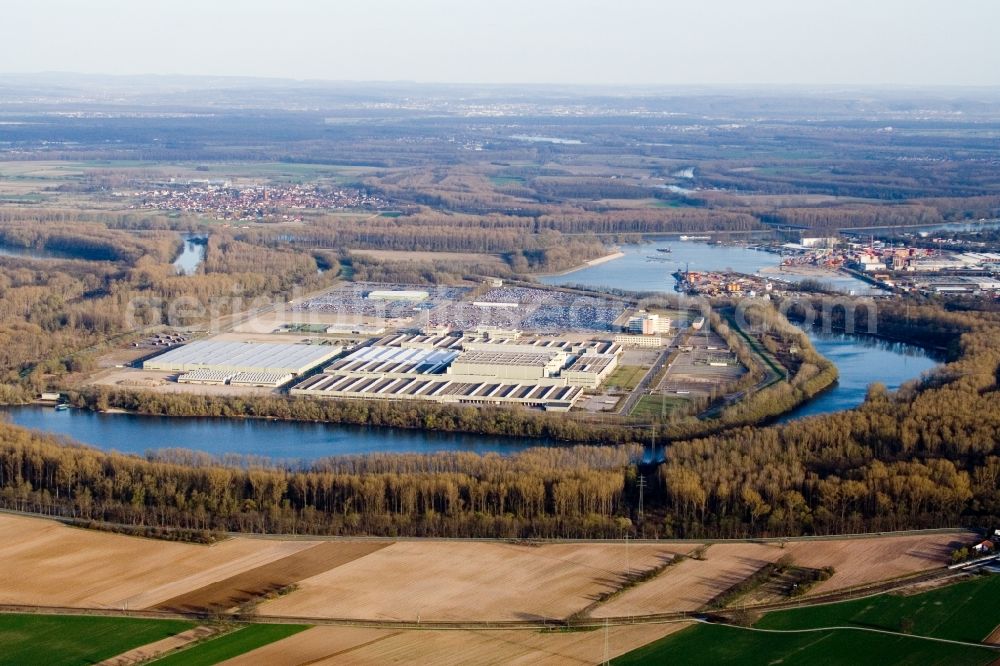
[490,175,526,186]
[629,394,687,420]
[757,574,1000,642]
[151,623,309,665]
[605,365,646,390]
[612,623,994,666]
[613,576,1000,666]
[0,614,195,666]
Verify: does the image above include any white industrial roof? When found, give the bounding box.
[366,290,429,300]
[340,345,458,366]
[146,340,340,372]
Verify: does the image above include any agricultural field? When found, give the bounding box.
[222,623,692,665]
[0,614,194,666]
[0,514,971,624]
[258,540,688,622]
[613,622,994,666]
[151,624,309,666]
[591,535,966,619]
[155,541,390,613]
[613,575,1000,666]
[0,513,318,609]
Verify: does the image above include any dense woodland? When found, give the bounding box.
[2,85,1000,539]
[0,297,997,539]
[0,218,335,398]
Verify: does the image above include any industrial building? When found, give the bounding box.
[325,346,459,377]
[366,289,429,302]
[144,340,342,376]
[290,373,583,411]
[448,350,568,381]
[562,354,619,389]
[615,333,665,348]
[625,311,672,335]
[290,330,621,410]
[178,369,295,388]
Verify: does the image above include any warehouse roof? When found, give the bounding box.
[453,350,562,367]
[327,345,458,375]
[565,355,614,373]
[145,340,340,372]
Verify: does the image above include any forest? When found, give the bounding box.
[1,84,1000,539]
[0,297,997,539]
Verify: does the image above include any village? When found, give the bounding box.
[117,180,391,220]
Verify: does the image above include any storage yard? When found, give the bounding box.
[657,331,746,397]
[290,283,470,323]
[424,286,629,333]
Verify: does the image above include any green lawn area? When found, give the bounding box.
[0,614,195,666]
[606,365,646,390]
[490,175,526,186]
[612,623,994,666]
[150,624,309,665]
[629,394,687,420]
[756,574,1000,642]
[613,575,1000,666]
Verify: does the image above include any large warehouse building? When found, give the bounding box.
[290,331,620,410]
[144,340,343,377]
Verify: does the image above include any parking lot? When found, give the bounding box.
[426,286,627,333]
[657,331,746,397]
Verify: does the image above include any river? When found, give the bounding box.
[0,328,940,460]
[539,238,876,295]
[0,244,80,260]
[776,330,941,422]
[0,407,549,462]
[1,235,940,459]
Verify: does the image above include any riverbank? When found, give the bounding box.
[534,250,625,277]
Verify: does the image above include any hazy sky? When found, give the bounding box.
[4,0,998,86]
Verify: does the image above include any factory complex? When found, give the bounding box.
[290,332,623,410]
[143,340,342,387]
[132,281,687,410]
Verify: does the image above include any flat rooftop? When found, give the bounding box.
[327,345,458,375]
[453,350,562,367]
[144,340,341,373]
[565,355,615,373]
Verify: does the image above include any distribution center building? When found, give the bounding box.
[144,340,342,376]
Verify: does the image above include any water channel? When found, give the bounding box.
[173,235,206,275]
[539,238,876,295]
[1,239,940,460]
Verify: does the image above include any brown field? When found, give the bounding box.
[783,532,968,595]
[0,513,968,628]
[260,541,689,622]
[591,533,968,618]
[219,622,691,666]
[100,625,222,665]
[155,541,390,613]
[592,543,785,618]
[0,513,317,609]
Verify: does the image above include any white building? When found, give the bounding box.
[366,290,429,302]
[625,311,671,335]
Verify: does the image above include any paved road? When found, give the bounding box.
[617,346,674,417]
